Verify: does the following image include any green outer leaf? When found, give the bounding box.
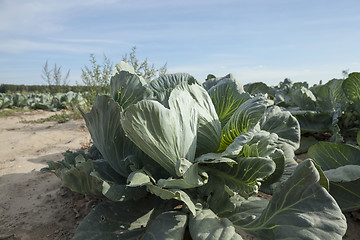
[127,170,152,187]
[80,95,143,177]
[189,209,243,240]
[121,87,198,177]
[220,196,269,227]
[316,78,348,112]
[196,175,236,215]
[322,164,360,212]
[262,149,285,186]
[238,131,278,158]
[260,106,300,152]
[179,82,222,155]
[111,61,136,76]
[357,130,360,145]
[264,155,298,195]
[329,179,360,212]
[101,181,148,202]
[73,197,163,240]
[158,162,208,189]
[91,159,127,184]
[142,211,188,240]
[202,73,238,91]
[89,166,147,202]
[239,160,347,240]
[221,129,257,157]
[307,142,360,171]
[295,136,318,154]
[175,158,193,177]
[146,185,196,216]
[43,158,103,196]
[195,153,237,166]
[276,78,293,92]
[273,92,291,107]
[324,165,360,182]
[343,73,360,114]
[244,82,270,96]
[42,151,114,195]
[311,160,330,191]
[343,72,360,104]
[206,157,276,198]
[147,73,197,107]
[291,87,317,110]
[219,96,268,152]
[293,111,333,133]
[110,70,149,110]
[157,177,204,190]
[206,77,251,127]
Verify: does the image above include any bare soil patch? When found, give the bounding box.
[0,110,99,240]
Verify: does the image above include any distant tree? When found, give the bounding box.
[41,61,70,94]
[205,74,216,81]
[122,46,167,81]
[342,69,350,79]
[80,47,167,104]
[80,53,113,102]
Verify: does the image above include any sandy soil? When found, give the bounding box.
[0,110,359,240]
[0,110,99,240]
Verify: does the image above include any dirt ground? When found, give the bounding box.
[0,110,101,240]
[0,110,359,240]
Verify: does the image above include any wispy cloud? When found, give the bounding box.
[0,0,123,35]
[0,39,96,54]
[0,1,63,34]
[302,16,360,26]
[51,38,124,44]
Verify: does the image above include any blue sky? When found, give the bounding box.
[1,0,360,86]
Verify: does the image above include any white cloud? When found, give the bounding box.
[52,38,123,44]
[302,16,360,26]
[0,39,97,54]
[0,0,241,35]
[0,1,62,34]
[0,0,123,35]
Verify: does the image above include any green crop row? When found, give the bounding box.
[0,84,91,94]
[0,91,88,110]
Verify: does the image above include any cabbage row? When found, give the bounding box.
[245,73,360,213]
[42,62,353,239]
[244,73,360,146]
[0,91,87,110]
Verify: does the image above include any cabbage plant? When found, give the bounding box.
[43,62,346,239]
[308,141,360,212]
[244,73,360,148]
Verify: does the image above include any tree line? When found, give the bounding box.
[1,47,167,98]
[0,84,91,94]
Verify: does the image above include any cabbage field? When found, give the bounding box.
[0,91,88,110]
[23,62,360,239]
